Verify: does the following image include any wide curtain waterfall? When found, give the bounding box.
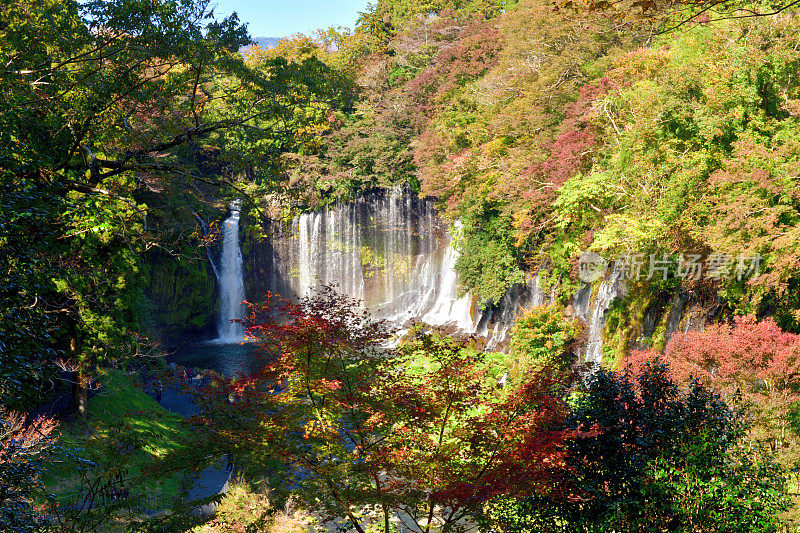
[215,201,246,343]
[219,186,610,358]
[268,188,475,331]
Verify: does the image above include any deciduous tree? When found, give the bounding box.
[187,287,574,533]
[0,0,354,413]
[0,410,57,532]
[491,362,789,532]
[626,316,800,468]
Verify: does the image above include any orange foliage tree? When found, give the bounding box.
[0,410,58,531]
[186,287,576,533]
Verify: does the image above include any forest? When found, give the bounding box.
[2,0,800,531]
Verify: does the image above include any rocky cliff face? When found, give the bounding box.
[143,190,719,363]
[143,247,218,346]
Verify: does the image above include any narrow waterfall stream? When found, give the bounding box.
[215,200,246,343]
[572,265,627,365]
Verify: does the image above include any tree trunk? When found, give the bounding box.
[71,369,88,417]
[383,505,391,533]
[68,324,88,418]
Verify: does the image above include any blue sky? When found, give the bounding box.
[210,0,372,37]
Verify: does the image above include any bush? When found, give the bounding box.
[491,362,790,532]
[508,304,579,377]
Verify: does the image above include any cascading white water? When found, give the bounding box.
[215,201,246,343]
[264,188,561,350]
[572,265,627,365]
[202,189,615,359]
[269,188,476,332]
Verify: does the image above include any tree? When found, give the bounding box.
[356,2,397,49]
[186,287,574,533]
[626,316,800,473]
[0,0,355,413]
[363,0,513,28]
[373,325,573,532]
[0,410,58,532]
[455,201,525,305]
[508,304,580,377]
[491,362,789,532]
[557,0,800,34]
[405,0,633,300]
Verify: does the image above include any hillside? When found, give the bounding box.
[248,0,800,347]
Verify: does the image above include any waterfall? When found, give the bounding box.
[572,265,626,365]
[201,189,629,359]
[263,188,562,349]
[215,200,246,343]
[269,188,476,332]
[416,244,474,329]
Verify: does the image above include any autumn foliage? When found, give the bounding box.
[191,287,576,533]
[625,316,800,459]
[554,363,787,532]
[0,410,58,531]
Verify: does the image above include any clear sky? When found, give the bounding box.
[210,0,372,38]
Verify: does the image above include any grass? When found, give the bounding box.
[42,368,195,503]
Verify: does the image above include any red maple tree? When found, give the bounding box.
[190,286,575,533]
[624,316,800,452]
[0,409,58,530]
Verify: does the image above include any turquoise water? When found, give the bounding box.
[168,341,262,376]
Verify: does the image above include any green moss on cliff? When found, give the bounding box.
[142,249,217,342]
[602,289,651,370]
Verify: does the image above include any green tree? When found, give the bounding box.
[492,363,789,532]
[0,0,354,413]
[508,304,579,377]
[456,202,525,305]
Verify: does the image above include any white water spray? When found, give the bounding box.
[265,188,558,350]
[215,200,245,343]
[270,189,476,332]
